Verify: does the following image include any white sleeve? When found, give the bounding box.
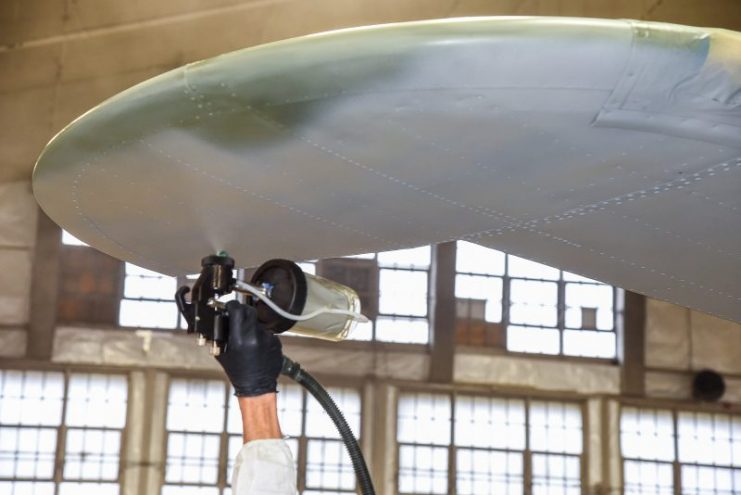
[231,438,298,495]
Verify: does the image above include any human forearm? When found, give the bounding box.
[238,392,282,442]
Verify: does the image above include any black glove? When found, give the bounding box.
[216,300,283,397]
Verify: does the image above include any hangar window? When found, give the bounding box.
[396,391,583,495]
[62,230,88,247]
[0,370,128,495]
[163,378,361,494]
[119,263,181,329]
[58,230,123,326]
[455,241,618,358]
[315,246,431,344]
[621,406,741,495]
[375,246,431,344]
[115,245,431,344]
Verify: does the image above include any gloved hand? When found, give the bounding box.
[216,300,283,397]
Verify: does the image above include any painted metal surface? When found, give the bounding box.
[32,18,741,321]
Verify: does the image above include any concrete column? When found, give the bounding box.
[0,181,38,358]
[27,208,61,360]
[429,242,456,383]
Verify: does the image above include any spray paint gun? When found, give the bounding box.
[175,254,235,356]
[175,254,368,355]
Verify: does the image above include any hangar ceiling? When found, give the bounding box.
[2,0,741,184]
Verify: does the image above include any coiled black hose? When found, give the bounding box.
[282,356,376,495]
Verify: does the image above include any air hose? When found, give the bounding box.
[282,356,376,495]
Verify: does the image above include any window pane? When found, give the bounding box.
[66,374,128,428]
[507,326,560,355]
[58,483,119,495]
[164,432,220,484]
[226,434,243,484]
[455,275,503,323]
[346,320,373,341]
[397,393,451,445]
[119,299,178,329]
[377,246,430,269]
[620,407,674,461]
[509,280,558,327]
[0,371,64,426]
[124,263,164,277]
[0,426,57,479]
[532,453,580,495]
[398,445,447,494]
[454,396,525,450]
[681,465,740,495]
[456,241,505,275]
[123,274,177,300]
[564,283,613,330]
[379,269,428,317]
[62,230,88,246]
[0,482,55,495]
[161,486,219,495]
[226,395,242,436]
[305,388,361,439]
[120,262,179,328]
[507,255,559,280]
[297,261,316,275]
[305,439,355,491]
[166,380,225,433]
[623,460,674,495]
[529,402,582,454]
[276,383,304,438]
[562,271,598,283]
[678,412,738,467]
[375,317,429,344]
[563,330,616,359]
[457,449,522,495]
[63,428,121,481]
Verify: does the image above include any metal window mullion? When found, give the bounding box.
[297,389,308,493]
[377,265,430,272]
[396,443,403,494]
[217,382,230,492]
[118,372,133,493]
[525,397,532,495]
[503,256,511,349]
[53,370,71,494]
[673,410,681,495]
[613,286,618,333]
[557,272,565,355]
[115,261,126,325]
[449,391,456,495]
[580,400,588,495]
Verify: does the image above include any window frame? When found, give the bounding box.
[618,401,741,495]
[160,374,365,495]
[317,247,433,344]
[454,241,622,360]
[118,263,188,331]
[0,366,132,495]
[63,229,622,358]
[395,386,588,495]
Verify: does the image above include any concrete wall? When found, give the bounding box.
[645,299,741,401]
[0,181,36,357]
